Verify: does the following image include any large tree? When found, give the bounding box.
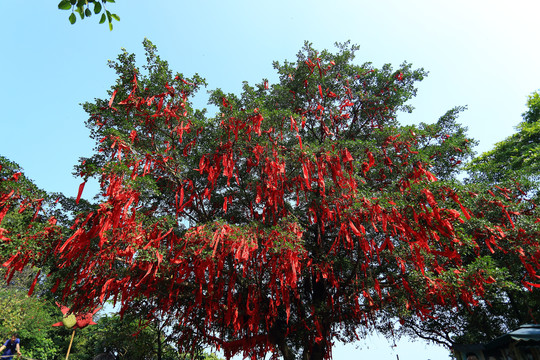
[2,41,539,360]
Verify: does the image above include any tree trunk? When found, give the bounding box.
[507,290,526,324]
[300,342,327,360]
[308,344,325,360]
[157,328,162,360]
[277,340,296,360]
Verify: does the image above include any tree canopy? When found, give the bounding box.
[1,41,539,360]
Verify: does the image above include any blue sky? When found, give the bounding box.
[1,1,540,359]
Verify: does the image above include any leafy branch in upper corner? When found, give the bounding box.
[58,0,119,30]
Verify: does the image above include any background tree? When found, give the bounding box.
[78,313,223,360]
[466,90,540,340]
[0,281,62,360]
[467,90,540,195]
[2,41,539,360]
[380,90,540,348]
[463,90,540,342]
[63,313,175,360]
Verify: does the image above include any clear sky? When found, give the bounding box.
[1,1,540,359]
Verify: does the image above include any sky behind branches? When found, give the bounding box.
[1,1,540,359]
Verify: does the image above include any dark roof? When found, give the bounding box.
[485,324,540,350]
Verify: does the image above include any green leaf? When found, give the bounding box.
[111,13,120,21]
[69,12,76,24]
[108,21,113,31]
[94,2,102,14]
[70,0,77,4]
[75,6,84,19]
[58,1,72,10]
[106,0,115,2]
[106,10,112,23]
[99,13,106,24]
[85,8,92,17]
